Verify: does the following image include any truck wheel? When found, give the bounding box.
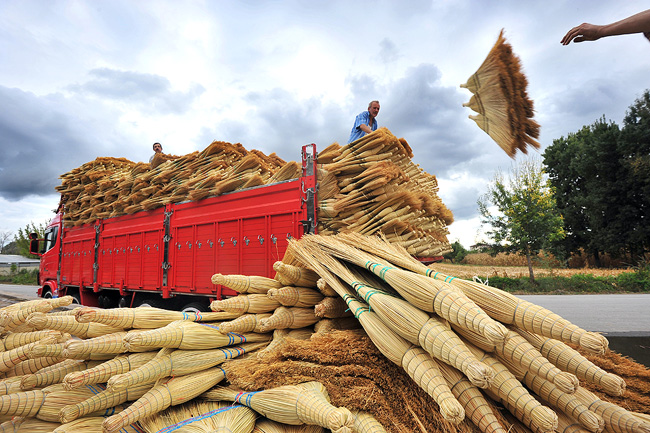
[134,297,165,309]
[118,296,132,309]
[42,289,53,299]
[180,300,210,313]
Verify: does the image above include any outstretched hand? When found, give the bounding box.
[561,23,603,45]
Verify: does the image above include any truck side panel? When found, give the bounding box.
[60,225,95,288]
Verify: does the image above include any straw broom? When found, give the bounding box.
[273,262,320,287]
[2,416,60,433]
[305,244,494,389]
[27,313,125,339]
[465,343,559,433]
[435,361,509,433]
[556,410,595,433]
[337,232,608,354]
[267,286,324,308]
[0,301,53,333]
[254,418,326,432]
[351,410,388,433]
[314,296,352,319]
[295,235,508,345]
[572,387,650,433]
[515,328,626,397]
[1,330,69,352]
[218,313,272,334]
[4,356,66,377]
[63,351,158,390]
[313,317,361,334]
[53,417,144,433]
[258,307,320,333]
[123,320,271,351]
[210,294,282,314]
[316,278,338,297]
[59,381,151,423]
[499,357,604,433]
[0,337,59,373]
[20,359,96,390]
[203,381,355,433]
[74,307,233,329]
[254,328,315,360]
[102,366,227,433]
[0,377,22,397]
[107,342,267,392]
[287,241,465,424]
[139,401,256,433]
[453,325,579,394]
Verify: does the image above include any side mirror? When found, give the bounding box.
[29,233,41,256]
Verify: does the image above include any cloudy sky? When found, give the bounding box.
[1,1,649,248]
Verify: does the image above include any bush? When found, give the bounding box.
[443,241,469,263]
[0,269,39,285]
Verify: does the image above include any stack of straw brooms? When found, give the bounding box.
[461,29,541,158]
[55,129,454,257]
[0,233,648,433]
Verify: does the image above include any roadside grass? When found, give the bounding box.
[0,269,39,285]
[429,263,650,294]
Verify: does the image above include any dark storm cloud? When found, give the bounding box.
[68,68,205,115]
[0,86,128,201]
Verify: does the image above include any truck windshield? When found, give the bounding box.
[41,226,58,254]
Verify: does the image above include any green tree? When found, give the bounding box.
[14,221,48,258]
[443,241,469,263]
[478,158,565,283]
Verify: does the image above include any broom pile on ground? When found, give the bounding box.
[0,235,648,433]
[54,129,454,257]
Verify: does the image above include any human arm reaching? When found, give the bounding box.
[561,9,650,45]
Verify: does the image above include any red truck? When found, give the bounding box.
[30,145,319,312]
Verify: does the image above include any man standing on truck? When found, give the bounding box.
[149,142,163,163]
[348,100,380,143]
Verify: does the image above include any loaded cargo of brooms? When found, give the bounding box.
[55,127,454,259]
[0,232,649,433]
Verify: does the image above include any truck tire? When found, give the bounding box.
[42,288,53,299]
[133,297,165,309]
[180,300,210,313]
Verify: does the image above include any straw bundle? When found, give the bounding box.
[436,361,509,433]
[203,381,355,433]
[500,357,604,433]
[210,294,282,314]
[4,356,65,377]
[27,313,124,339]
[139,401,256,433]
[454,326,579,394]
[466,344,559,433]
[313,297,352,319]
[556,410,595,433]
[102,366,227,432]
[313,317,361,334]
[296,235,508,344]
[1,416,60,433]
[217,313,272,334]
[1,330,69,352]
[461,29,540,158]
[273,262,320,287]
[297,241,493,390]
[0,301,53,333]
[316,278,338,297]
[255,329,314,360]
[0,377,22,397]
[59,381,150,423]
[267,286,324,308]
[254,418,326,432]
[352,410,388,433]
[107,342,266,392]
[258,307,320,333]
[572,387,650,433]
[0,337,59,373]
[515,328,626,396]
[74,306,231,329]
[123,320,271,351]
[62,351,158,390]
[20,359,93,390]
[211,273,283,294]
[53,417,143,433]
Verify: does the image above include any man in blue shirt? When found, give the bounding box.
[347,100,380,143]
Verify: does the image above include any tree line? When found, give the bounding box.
[479,89,650,278]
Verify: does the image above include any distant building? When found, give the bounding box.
[0,254,40,276]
